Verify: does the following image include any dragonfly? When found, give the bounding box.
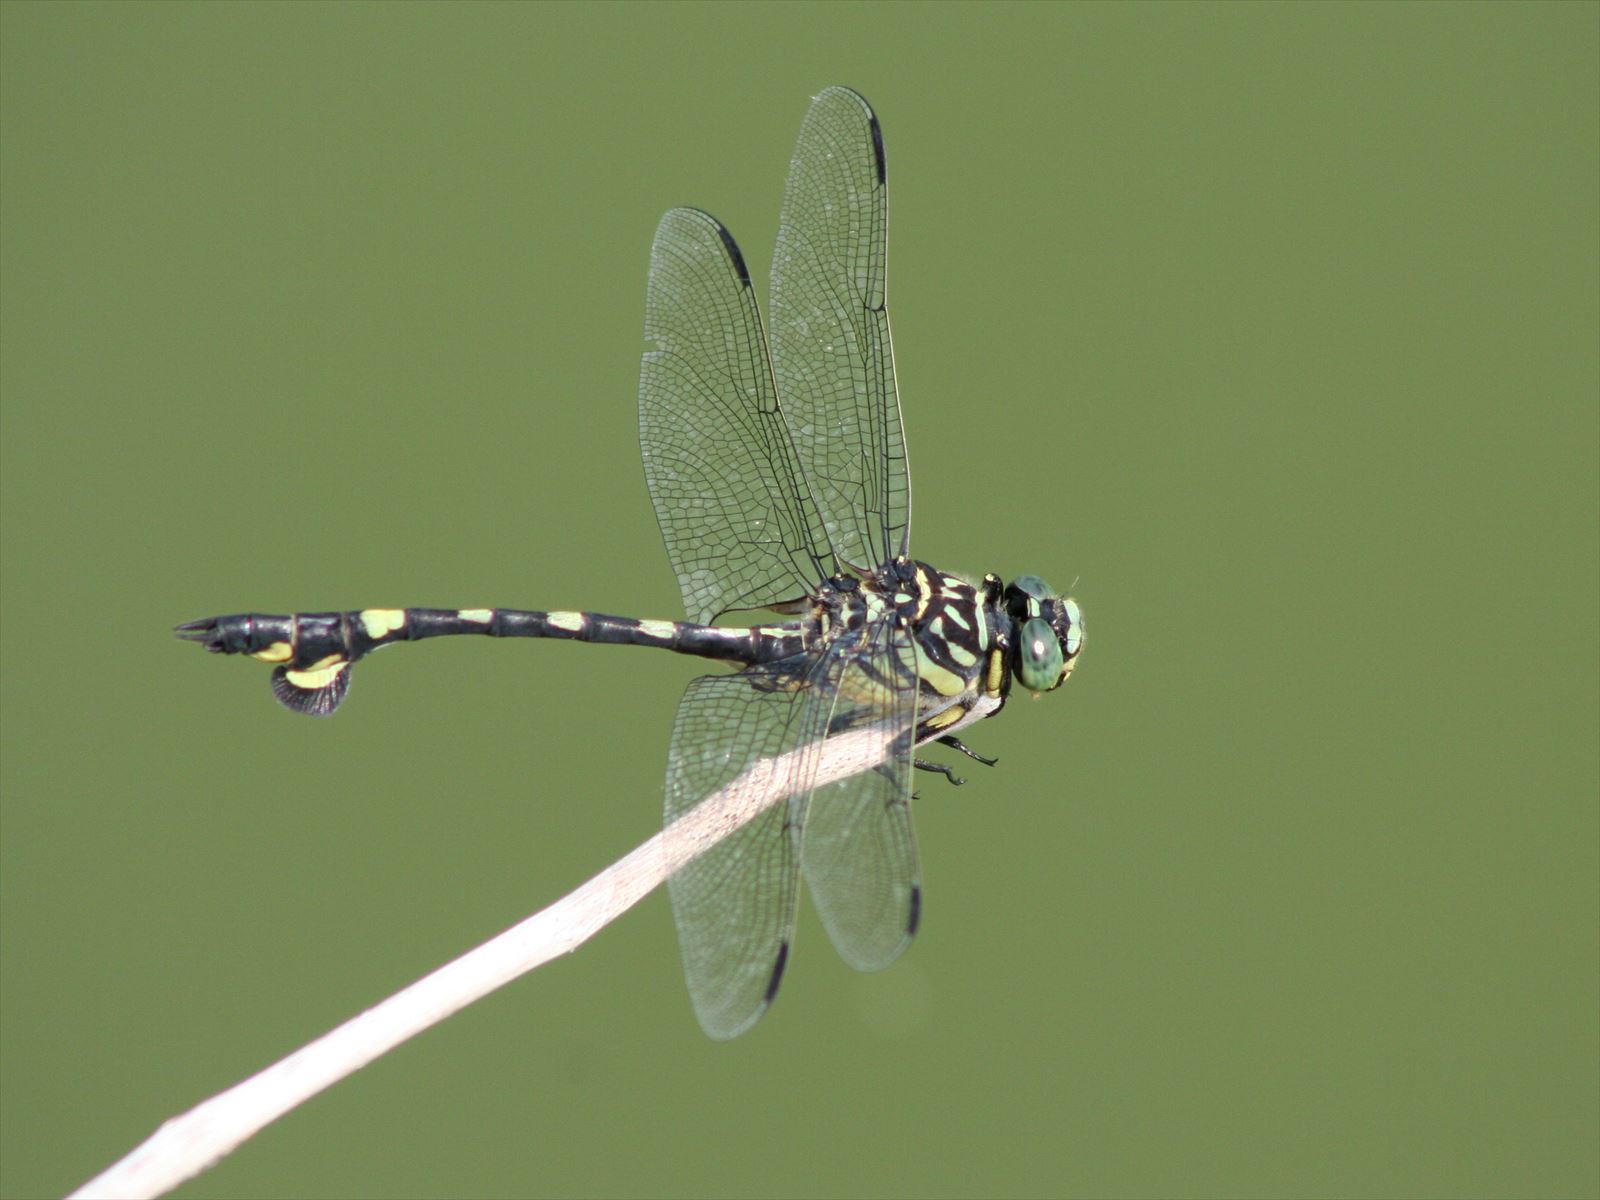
[176,86,1084,1039]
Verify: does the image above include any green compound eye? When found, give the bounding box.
[1062,598,1083,656]
[1017,616,1065,692]
[1012,575,1052,601]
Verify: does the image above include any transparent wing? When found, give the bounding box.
[801,614,922,971]
[639,207,832,625]
[664,616,922,1039]
[769,86,910,571]
[663,644,849,1040]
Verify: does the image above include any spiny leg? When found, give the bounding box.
[913,759,966,787]
[936,734,997,767]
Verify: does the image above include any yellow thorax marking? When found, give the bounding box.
[946,640,978,668]
[984,646,1006,697]
[912,563,939,619]
[920,659,968,698]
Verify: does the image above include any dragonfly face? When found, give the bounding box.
[177,86,1087,1039]
[1005,575,1085,693]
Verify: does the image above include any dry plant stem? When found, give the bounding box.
[68,725,893,1200]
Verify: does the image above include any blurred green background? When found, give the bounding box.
[2,3,1595,1198]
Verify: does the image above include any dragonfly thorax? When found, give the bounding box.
[801,561,1085,707]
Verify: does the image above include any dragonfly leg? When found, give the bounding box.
[935,735,997,767]
[913,759,966,787]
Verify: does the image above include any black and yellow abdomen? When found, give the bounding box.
[175,606,796,716]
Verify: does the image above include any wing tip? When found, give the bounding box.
[867,109,886,187]
[656,207,752,288]
[764,939,791,1004]
[711,220,753,287]
[814,86,885,186]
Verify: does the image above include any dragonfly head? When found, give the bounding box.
[1004,575,1084,694]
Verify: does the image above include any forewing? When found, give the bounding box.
[801,614,922,972]
[769,86,910,571]
[639,208,832,624]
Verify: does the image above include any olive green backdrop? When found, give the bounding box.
[2,3,1595,1198]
